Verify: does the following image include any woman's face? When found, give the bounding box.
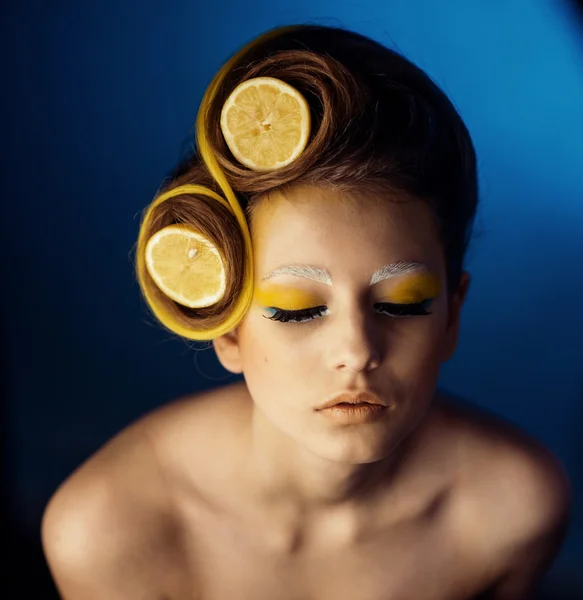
[216,185,467,464]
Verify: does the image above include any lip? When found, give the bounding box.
[316,390,387,411]
[316,398,388,425]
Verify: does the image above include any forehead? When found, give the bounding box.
[250,186,443,276]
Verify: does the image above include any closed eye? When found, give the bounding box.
[374,300,433,317]
[263,305,329,323]
[263,299,434,323]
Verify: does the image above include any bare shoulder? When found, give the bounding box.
[438,393,571,512]
[41,409,188,598]
[435,392,571,588]
[42,379,247,538]
[143,379,252,501]
[145,378,250,444]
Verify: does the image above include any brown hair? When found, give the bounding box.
[136,24,478,340]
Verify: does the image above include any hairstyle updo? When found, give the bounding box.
[135,24,478,341]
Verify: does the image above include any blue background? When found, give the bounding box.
[3,0,582,595]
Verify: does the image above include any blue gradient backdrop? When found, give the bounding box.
[2,0,582,592]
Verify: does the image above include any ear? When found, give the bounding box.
[440,271,471,363]
[213,329,244,374]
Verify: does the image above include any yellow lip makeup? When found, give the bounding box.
[254,283,326,310]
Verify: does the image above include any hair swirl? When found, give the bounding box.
[135,24,478,341]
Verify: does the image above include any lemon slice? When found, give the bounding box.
[220,77,311,172]
[145,225,226,308]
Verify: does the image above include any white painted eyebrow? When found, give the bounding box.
[369,261,427,285]
[261,265,333,285]
[260,261,428,286]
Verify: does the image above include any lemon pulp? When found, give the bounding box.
[145,225,226,308]
[220,77,311,172]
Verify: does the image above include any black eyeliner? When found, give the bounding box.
[374,299,433,317]
[264,299,434,323]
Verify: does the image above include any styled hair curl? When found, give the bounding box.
[136,24,478,341]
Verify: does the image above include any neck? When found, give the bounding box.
[244,403,432,516]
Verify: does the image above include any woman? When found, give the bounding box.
[42,24,570,600]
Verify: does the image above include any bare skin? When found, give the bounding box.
[42,187,571,599]
[42,383,569,600]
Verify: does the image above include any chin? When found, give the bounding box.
[313,443,397,466]
[307,425,405,464]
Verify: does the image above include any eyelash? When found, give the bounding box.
[263,300,433,323]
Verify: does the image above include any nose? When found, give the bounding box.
[326,309,382,374]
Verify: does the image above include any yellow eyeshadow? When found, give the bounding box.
[379,272,442,304]
[254,284,325,310]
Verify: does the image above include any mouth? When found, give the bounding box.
[317,390,387,411]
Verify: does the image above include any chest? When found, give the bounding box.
[178,502,492,600]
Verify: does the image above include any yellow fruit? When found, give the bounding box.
[220,77,311,172]
[145,225,226,308]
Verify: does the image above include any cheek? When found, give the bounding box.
[238,313,308,373]
[388,302,449,369]
[237,320,317,416]
[385,327,443,408]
